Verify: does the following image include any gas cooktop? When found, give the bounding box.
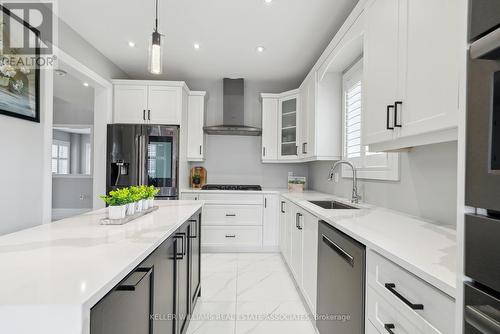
[201,184,262,191]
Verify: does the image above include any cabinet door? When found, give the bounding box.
[397,0,459,137]
[302,211,318,314]
[278,95,299,160]
[290,207,303,285]
[148,86,181,125]
[279,199,288,255]
[187,95,205,161]
[284,201,294,263]
[299,85,309,159]
[114,85,148,123]
[90,268,153,334]
[262,98,279,161]
[174,227,190,334]
[363,0,399,145]
[263,195,279,247]
[188,215,201,310]
[306,73,316,158]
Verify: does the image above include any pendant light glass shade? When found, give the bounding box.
[148,31,162,75]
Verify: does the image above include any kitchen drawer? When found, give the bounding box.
[198,193,263,205]
[367,286,418,334]
[201,226,263,248]
[203,205,263,226]
[367,250,454,333]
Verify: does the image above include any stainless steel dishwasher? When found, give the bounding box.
[317,220,365,334]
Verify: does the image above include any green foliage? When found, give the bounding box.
[99,185,160,205]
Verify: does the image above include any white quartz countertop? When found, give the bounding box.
[0,201,203,334]
[281,191,457,298]
[180,187,285,194]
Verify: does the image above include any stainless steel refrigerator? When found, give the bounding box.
[106,124,179,199]
[464,1,500,332]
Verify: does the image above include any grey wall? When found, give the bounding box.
[186,78,307,188]
[52,178,93,209]
[308,141,458,225]
[190,135,308,188]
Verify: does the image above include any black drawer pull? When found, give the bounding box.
[117,267,152,291]
[188,220,197,239]
[386,105,395,130]
[384,283,424,310]
[143,109,146,121]
[384,324,395,334]
[281,201,285,213]
[226,213,236,217]
[322,235,354,267]
[225,235,236,238]
[394,101,402,127]
[148,109,151,120]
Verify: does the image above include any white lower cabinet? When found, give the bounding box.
[301,210,318,314]
[366,250,455,334]
[201,226,263,248]
[290,203,303,285]
[263,194,279,247]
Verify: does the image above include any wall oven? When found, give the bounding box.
[106,124,179,199]
[465,1,500,332]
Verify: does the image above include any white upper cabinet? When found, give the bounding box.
[278,92,300,160]
[363,0,399,145]
[113,85,149,123]
[112,80,186,125]
[363,0,460,151]
[261,96,279,161]
[147,85,182,124]
[187,92,206,161]
[398,0,460,138]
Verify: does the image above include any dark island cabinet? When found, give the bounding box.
[90,209,202,334]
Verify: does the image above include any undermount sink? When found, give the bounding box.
[308,200,358,210]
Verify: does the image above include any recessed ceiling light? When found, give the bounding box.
[193,43,200,50]
[264,0,273,3]
[83,82,89,87]
[128,41,136,47]
[256,46,265,53]
[54,69,67,76]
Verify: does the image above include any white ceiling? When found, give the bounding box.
[57,0,358,83]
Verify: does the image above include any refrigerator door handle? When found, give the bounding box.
[138,135,146,185]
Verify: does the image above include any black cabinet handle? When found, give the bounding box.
[384,283,424,310]
[298,213,303,230]
[263,147,266,157]
[384,324,395,334]
[394,101,402,127]
[386,105,395,130]
[225,235,236,238]
[226,213,236,217]
[143,109,146,121]
[296,145,298,155]
[175,232,187,256]
[148,109,151,120]
[302,142,307,154]
[264,197,267,208]
[199,145,202,155]
[281,201,286,213]
[296,213,303,229]
[117,267,153,291]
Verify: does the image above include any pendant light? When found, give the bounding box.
[148,0,162,75]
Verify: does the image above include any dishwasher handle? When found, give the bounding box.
[321,234,354,267]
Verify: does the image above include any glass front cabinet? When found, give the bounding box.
[278,93,300,160]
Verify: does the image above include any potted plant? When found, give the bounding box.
[129,186,145,212]
[145,185,160,208]
[288,179,306,193]
[99,188,129,219]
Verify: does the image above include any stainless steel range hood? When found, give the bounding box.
[203,78,262,136]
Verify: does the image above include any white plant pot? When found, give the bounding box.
[135,200,143,212]
[148,198,154,208]
[126,202,135,216]
[143,199,150,210]
[108,205,126,220]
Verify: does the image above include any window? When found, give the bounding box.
[342,59,399,181]
[52,140,70,174]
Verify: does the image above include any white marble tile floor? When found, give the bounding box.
[187,253,317,334]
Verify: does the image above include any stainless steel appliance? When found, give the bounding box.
[106,124,179,199]
[317,221,365,334]
[465,2,500,332]
[201,184,262,191]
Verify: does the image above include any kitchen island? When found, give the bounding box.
[0,200,203,334]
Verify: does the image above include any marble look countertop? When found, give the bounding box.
[281,191,457,298]
[180,187,285,194]
[182,188,456,297]
[0,200,203,334]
